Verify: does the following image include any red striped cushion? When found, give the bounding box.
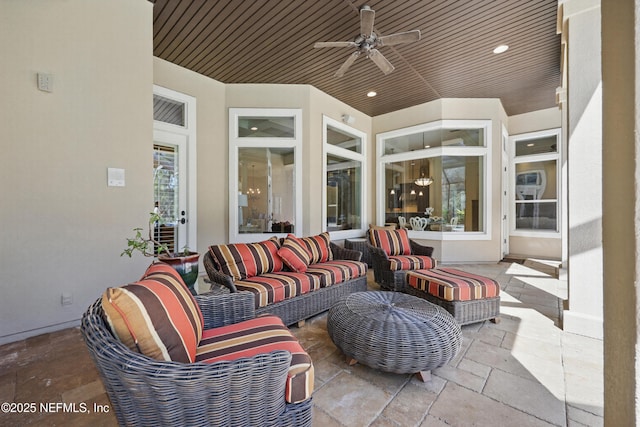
[102,263,203,363]
[196,315,314,403]
[209,237,283,280]
[234,272,321,308]
[278,234,312,273]
[406,268,500,302]
[300,232,333,264]
[306,260,368,287]
[388,255,437,271]
[367,228,411,256]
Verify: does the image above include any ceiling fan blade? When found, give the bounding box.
[335,51,360,77]
[360,6,375,37]
[369,49,395,75]
[314,41,358,48]
[378,30,421,46]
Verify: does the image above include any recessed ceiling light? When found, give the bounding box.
[367,91,377,97]
[493,44,509,54]
[527,143,535,147]
[424,145,431,149]
[250,126,258,131]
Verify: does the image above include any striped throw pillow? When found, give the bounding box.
[209,237,283,280]
[301,232,333,264]
[101,262,203,363]
[367,228,412,256]
[278,234,312,273]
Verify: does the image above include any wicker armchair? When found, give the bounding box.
[368,239,435,291]
[81,292,312,427]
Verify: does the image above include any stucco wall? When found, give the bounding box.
[0,0,153,344]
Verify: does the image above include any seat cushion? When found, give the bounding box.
[234,272,321,308]
[208,237,283,280]
[388,255,437,271]
[406,268,500,302]
[300,232,333,264]
[196,315,314,404]
[306,260,368,287]
[367,228,411,256]
[101,262,203,363]
[278,234,312,273]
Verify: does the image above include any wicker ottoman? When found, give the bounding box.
[327,291,461,381]
[405,268,501,325]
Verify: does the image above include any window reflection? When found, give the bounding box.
[326,154,362,231]
[238,148,295,234]
[384,156,483,232]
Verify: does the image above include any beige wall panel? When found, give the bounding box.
[0,0,153,343]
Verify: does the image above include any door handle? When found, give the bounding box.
[180,217,186,224]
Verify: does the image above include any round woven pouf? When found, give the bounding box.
[327,291,462,381]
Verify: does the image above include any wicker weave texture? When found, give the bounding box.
[404,285,501,325]
[327,291,461,374]
[368,240,434,291]
[203,241,367,326]
[81,293,312,427]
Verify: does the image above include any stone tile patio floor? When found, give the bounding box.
[0,262,603,426]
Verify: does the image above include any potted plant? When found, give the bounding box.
[121,212,200,295]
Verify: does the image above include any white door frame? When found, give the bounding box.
[501,125,509,258]
[153,85,197,252]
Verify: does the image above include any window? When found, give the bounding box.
[511,129,561,234]
[377,120,490,239]
[229,109,302,243]
[323,117,366,238]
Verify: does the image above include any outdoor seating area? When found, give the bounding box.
[0,261,603,426]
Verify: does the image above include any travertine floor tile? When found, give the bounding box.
[428,382,556,427]
[0,262,604,427]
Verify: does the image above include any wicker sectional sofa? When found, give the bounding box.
[204,233,368,326]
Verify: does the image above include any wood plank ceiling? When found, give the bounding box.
[151,0,561,117]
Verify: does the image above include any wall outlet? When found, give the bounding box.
[61,292,73,306]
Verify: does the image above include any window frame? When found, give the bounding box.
[509,128,562,238]
[229,108,302,243]
[322,115,367,240]
[376,119,492,241]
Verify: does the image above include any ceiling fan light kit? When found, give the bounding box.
[314,5,421,77]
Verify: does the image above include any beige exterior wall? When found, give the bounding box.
[0,0,153,343]
[601,0,638,423]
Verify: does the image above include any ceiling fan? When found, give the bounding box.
[314,5,421,77]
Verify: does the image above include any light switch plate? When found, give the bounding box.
[37,73,53,92]
[107,168,125,187]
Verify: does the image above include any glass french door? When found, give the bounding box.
[153,130,188,255]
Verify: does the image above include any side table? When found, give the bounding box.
[327,291,461,382]
[344,238,372,267]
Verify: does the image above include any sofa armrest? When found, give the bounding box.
[410,239,435,257]
[203,251,238,292]
[331,242,362,261]
[194,292,256,329]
